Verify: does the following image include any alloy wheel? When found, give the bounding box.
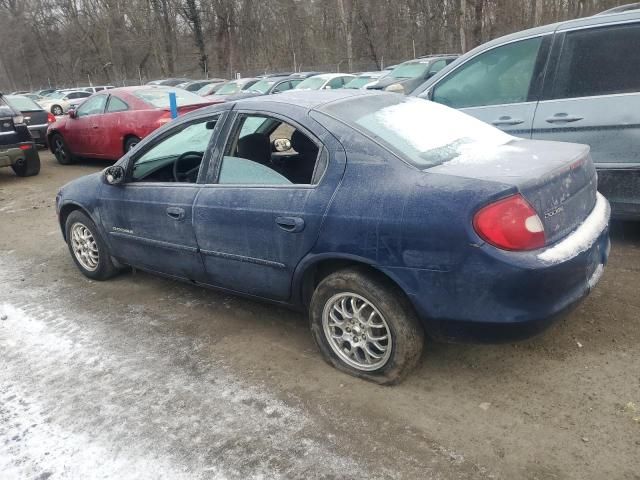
[54,137,67,163]
[322,292,392,371]
[70,223,100,271]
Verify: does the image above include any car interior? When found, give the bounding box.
[129,114,322,185]
[220,115,322,185]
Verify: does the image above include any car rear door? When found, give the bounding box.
[193,109,346,301]
[423,35,552,137]
[532,21,640,218]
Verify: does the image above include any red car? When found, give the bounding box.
[47,86,214,164]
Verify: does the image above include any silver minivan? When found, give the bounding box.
[412,7,640,219]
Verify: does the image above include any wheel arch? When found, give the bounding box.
[122,134,141,154]
[58,202,94,241]
[295,254,414,312]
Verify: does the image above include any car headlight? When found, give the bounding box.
[12,114,24,124]
[384,83,405,94]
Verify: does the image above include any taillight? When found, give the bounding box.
[19,144,32,150]
[473,194,545,251]
[47,112,56,123]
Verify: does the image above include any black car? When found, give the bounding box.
[0,92,40,176]
[5,95,53,147]
[367,55,458,94]
[176,79,226,92]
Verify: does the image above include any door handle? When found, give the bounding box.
[275,216,305,233]
[92,125,99,129]
[491,116,524,127]
[166,206,185,221]
[546,113,584,124]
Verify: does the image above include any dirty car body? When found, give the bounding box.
[56,91,609,366]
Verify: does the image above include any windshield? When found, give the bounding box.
[320,96,513,168]
[248,80,276,93]
[6,95,42,111]
[295,77,326,90]
[132,88,204,108]
[344,76,375,89]
[197,83,222,96]
[389,62,430,79]
[216,81,244,95]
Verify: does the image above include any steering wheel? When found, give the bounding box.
[173,151,203,183]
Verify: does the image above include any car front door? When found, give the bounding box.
[95,94,131,159]
[98,113,224,280]
[532,22,640,218]
[65,94,108,155]
[193,111,346,300]
[423,35,551,137]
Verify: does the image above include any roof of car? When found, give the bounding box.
[472,7,640,50]
[310,73,356,80]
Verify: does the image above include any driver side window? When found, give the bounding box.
[131,116,218,183]
[432,37,542,109]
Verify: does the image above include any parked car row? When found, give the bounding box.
[9,5,640,224]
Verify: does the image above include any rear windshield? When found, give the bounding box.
[345,76,376,89]
[389,62,430,79]
[247,80,276,93]
[6,95,41,111]
[132,88,204,107]
[320,95,513,168]
[216,81,245,95]
[295,77,326,90]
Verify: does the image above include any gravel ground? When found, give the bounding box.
[0,152,639,480]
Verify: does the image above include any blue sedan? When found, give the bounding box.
[56,90,611,384]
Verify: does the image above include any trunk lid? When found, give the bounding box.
[22,109,48,127]
[428,139,597,245]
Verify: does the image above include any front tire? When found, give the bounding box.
[50,133,74,165]
[310,267,424,385]
[124,136,141,153]
[65,210,119,280]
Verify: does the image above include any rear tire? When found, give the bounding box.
[124,136,141,153]
[50,133,74,165]
[310,267,424,385]
[51,105,63,116]
[65,210,119,281]
[11,152,40,177]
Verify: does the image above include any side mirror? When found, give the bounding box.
[68,109,77,119]
[104,165,125,185]
[273,138,292,152]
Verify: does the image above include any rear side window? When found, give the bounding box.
[550,23,640,99]
[432,37,542,108]
[106,96,129,113]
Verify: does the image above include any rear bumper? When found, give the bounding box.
[596,165,640,220]
[0,142,38,168]
[28,125,49,145]
[382,194,611,343]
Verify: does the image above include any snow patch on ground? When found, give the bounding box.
[538,193,610,264]
[0,297,369,480]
